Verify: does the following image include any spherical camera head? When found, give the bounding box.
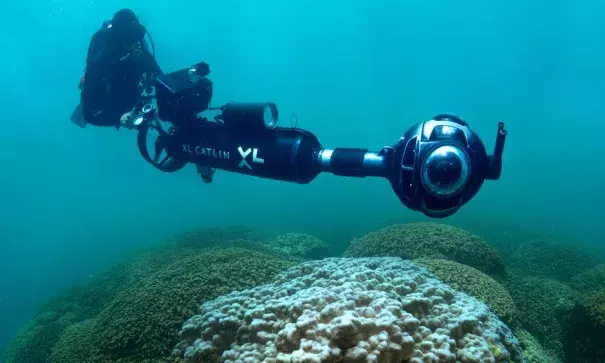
[389,114,493,218]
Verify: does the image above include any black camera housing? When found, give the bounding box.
[154,64,213,123]
[137,61,506,219]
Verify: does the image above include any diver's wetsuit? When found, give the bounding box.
[80,26,162,127]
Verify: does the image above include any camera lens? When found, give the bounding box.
[421,145,469,197]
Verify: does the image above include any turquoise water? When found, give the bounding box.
[1,0,604,357]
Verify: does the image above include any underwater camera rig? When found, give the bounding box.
[135,61,507,218]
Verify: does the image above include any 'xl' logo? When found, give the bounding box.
[238,147,264,169]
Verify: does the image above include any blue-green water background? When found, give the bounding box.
[0,0,604,355]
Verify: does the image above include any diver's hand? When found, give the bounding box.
[119,111,138,130]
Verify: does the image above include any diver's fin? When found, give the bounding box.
[70,104,87,128]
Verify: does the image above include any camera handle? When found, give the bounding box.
[136,105,188,172]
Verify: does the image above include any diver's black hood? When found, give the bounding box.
[112,9,138,27]
[111,9,145,45]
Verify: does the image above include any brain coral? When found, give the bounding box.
[414,258,516,324]
[509,239,602,282]
[173,257,523,362]
[343,223,505,277]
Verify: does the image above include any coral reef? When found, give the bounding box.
[343,223,506,278]
[515,329,561,363]
[87,247,294,362]
[3,243,294,363]
[414,258,516,324]
[2,311,76,363]
[581,289,605,328]
[168,225,273,249]
[564,289,605,362]
[448,219,563,266]
[509,239,602,282]
[262,233,331,260]
[504,270,578,359]
[48,319,95,363]
[571,263,605,293]
[16,221,605,363]
[168,226,330,261]
[1,249,171,363]
[173,257,523,362]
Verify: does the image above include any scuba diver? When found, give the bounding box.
[71,8,162,129]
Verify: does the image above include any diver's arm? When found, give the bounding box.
[145,50,163,76]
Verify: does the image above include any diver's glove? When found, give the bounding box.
[119,110,141,130]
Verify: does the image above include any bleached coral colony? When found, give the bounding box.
[173,257,523,362]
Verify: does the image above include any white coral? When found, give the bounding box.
[174,257,523,363]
